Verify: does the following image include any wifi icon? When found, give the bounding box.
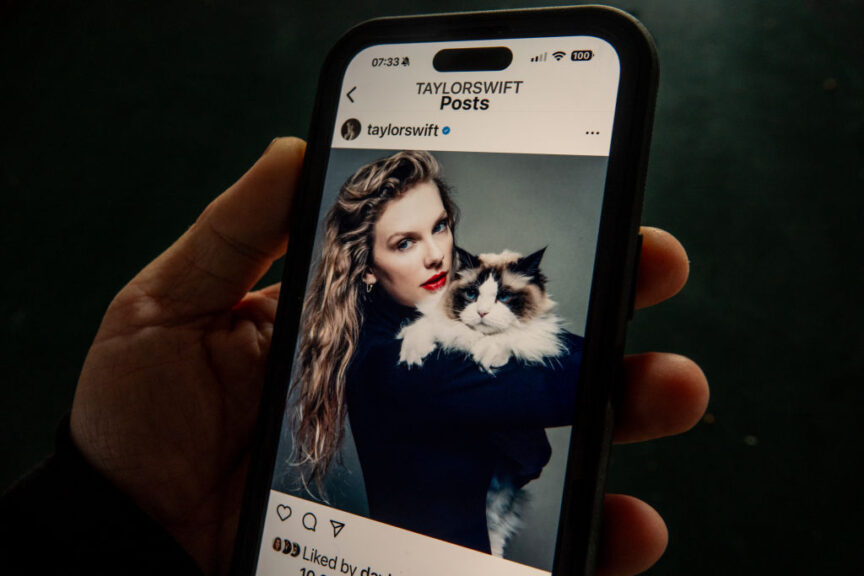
[552,51,566,61]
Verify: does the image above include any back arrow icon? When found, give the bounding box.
[346,87,356,103]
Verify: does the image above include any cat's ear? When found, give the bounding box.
[512,247,546,278]
[455,246,480,272]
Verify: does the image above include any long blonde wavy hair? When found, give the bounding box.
[294,150,458,491]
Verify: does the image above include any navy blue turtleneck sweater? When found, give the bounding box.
[346,291,583,554]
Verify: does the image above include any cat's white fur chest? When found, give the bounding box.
[397,290,565,372]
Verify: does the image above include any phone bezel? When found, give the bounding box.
[231,6,658,576]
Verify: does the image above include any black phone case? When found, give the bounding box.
[231,6,658,576]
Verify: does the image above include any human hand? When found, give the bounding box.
[70,140,706,576]
[70,137,305,575]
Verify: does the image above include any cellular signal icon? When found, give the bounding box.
[552,51,567,61]
[530,52,547,63]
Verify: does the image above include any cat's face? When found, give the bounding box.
[445,249,550,335]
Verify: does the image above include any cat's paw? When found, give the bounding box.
[398,325,437,367]
[471,338,511,372]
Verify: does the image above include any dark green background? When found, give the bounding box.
[2,1,862,574]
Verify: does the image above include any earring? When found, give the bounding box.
[366,282,373,294]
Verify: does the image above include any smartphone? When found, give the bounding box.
[232,7,658,576]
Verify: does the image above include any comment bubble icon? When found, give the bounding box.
[302,512,318,531]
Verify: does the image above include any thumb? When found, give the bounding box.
[129,137,306,320]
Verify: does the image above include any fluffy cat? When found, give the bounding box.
[397,247,565,557]
[485,474,528,558]
[398,247,566,373]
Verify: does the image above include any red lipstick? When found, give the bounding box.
[421,271,448,292]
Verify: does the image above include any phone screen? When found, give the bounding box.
[255,35,621,576]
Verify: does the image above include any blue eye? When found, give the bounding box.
[433,219,449,233]
[464,288,478,301]
[396,238,413,251]
[498,292,511,302]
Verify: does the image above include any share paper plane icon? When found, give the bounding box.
[330,519,345,537]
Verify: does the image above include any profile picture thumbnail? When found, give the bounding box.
[341,118,361,141]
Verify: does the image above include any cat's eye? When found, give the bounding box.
[464,288,478,301]
[498,291,512,302]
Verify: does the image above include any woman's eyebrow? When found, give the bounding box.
[385,232,409,244]
[385,211,449,244]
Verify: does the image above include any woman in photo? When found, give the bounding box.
[292,150,583,555]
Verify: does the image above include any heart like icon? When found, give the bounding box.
[277,504,292,521]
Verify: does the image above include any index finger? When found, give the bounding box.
[634,227,689,310]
